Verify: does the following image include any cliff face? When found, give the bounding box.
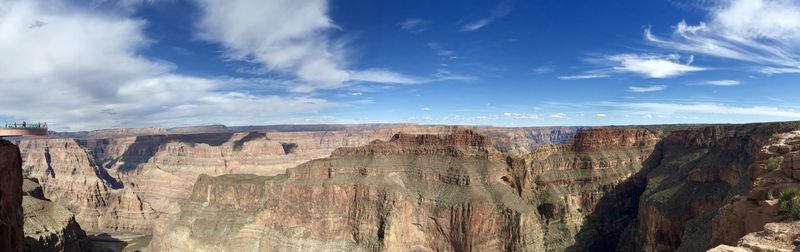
[147,128,658,251]
[22,178,92,252]
[0,140,24,251]
[147,123,800,252]
[149,129,544,251]
[620,123,800,252]
[523,128,659,251]
[707,130,800,251]
[16,125,575,235]
[18,138,156,233]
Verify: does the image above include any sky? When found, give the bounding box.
[2,0,800,131]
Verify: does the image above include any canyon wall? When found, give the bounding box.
[22,178,92,252]
[619,123,800,252]
[15,125,576,235]
[147,128,659,251]
[0,140,25,251]
[147,123,800,251]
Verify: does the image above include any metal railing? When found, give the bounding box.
[2,122,48,129]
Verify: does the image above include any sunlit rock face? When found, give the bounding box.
[22,178,92,252]
[147,122,800,252]
[15,125,577,235]
[147,128,660,251]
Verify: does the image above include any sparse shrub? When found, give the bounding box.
[766,156,784,172]
[779,188,800,220]
[730,195,741,203]
[771,133,782,142]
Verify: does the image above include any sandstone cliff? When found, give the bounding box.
[620,123,800,252]
[147,128,657,251]
[22,178,92,252]
[0,140,24,251]
[146,123,800,251]
[17,125,575,236]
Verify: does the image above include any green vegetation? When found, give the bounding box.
[779,188,800,220]
[766,156,784,172]
[771,133,782,142]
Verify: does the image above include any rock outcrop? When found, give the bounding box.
[709,221,800,252]
[148,128,658,251]
[22,178,92,252]
[16,125,575,236]
[619,123,800,252]
[0,140,24,251]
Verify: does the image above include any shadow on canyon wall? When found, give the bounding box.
[564,141,663,252]
[116,133,235,173]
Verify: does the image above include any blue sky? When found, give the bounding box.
[2,0,800,131]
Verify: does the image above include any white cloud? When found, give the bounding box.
[427,42,454,57]
[420,107,431,111]
[462,19,491,32]
[761,67,800,75]
[399,18,430,33]
[702,80,741,86]
[502,112,540,120]
[627,85,667,93]
[600,102,800,118]
[646,0,800,73]
[0,1,333,131]
[461,1,512,31]
[550,113,567,119]
[608,54,705,78]
[532,65,554,74]
[194,0,441,92]
[595,113,607,117]
[557,74,611,80]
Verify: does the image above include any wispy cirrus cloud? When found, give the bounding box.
[532,65,554,74]
[608,54,705,78]
[427,42,454,57]
[461,1,513,31]
[559,53,703,80]
[701,80,741,86]
[399,18,430,33]
[557,74,611,80]
[645,0,800,74]
[595,101,800,118]
[628,85,667,93]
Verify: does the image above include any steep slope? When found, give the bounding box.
[148,128,657,251]
[620,123,800,252]
[22,178,92,252]
[0,140,24,251]
[524,128,659,251]
[16,125,576,235]
[149,129,545,251]
[18,138,156,233]
[706,130,800,251]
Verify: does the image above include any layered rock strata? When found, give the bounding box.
[620,123,800,252]
[16,125,576,235]
[22,178,92,252]
[148,128,658,251]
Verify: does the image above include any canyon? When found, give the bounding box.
[2,123,800,251]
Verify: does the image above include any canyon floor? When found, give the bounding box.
[3,123,800,251]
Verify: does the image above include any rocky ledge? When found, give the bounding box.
[22,178,92,252]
